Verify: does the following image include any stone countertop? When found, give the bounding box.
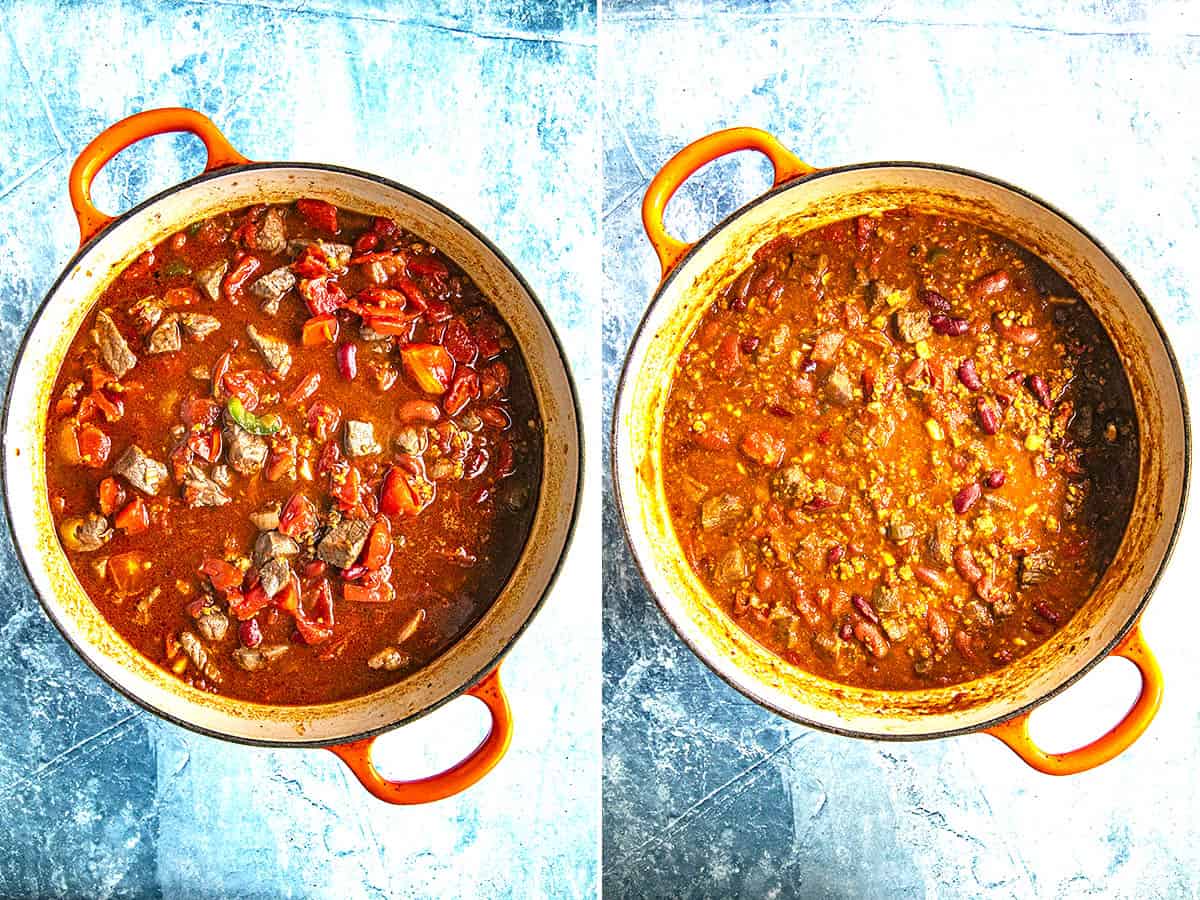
[602,3,1199,897]
[0,1,598,897]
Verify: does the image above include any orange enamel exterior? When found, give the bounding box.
[61,108,519,805]
[641,127,816,278]
[68,107,251,246]
[984,625,1162,775]
[327,667,513,803]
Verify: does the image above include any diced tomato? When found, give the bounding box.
[306,401,341,441]
[114,497,149,535]
[265,443,294,482]
[443,319,479,364]
[278,493,319,539]
[76,425,111,468]
[363,309,420,338]
[108,551,148,593]
[401,344,454,394]
[181,396,220,427]
[223,371,260,411]
[342,568,394,604]
[211,350,232,400]
[229,583,271,621]
[303,560,327,580]
[124,251,155,280]
[472,317,504,359]
[88,366,116,392]
[97,477,125,516]
[356,286,406,309]
[187,427,222,462]
[223,255,261,303]
[231,219,257,248]
[165,286,200,307]
[354,232,379,254]
[293,245,331,279]
[316,439,342,475]
[284,372,321,407]
[300,276,348,316]
[388,276,426,312]
[311,578,335,625]
[407,255,448,279]
[79,389,125,423]
[301,314,339,346]
[379,467,433,517]
[480,361,510,400]
[443,368,480,416]
[329,464,363,513]
[372,216,399,239]
[200,557,244,593]
[296,198,339,234]
[359,518,393,571]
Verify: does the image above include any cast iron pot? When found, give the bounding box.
[3,108,582,803]
[613,127,1187,775]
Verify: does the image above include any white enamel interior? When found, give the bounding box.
[4,165,581,745]
[614,164,1187,739]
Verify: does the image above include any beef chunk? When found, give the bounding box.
[927,518,958,566]
[196,260,228,302]
[145,315,181,354]
[368,647,408,671]
[253,529,299,565]
[179,630,221,683]
[127,296,164,335]
[316,518,370,568]
[257,557,291,598]
[246,324,291,376]
[179,313,221,341]
[393,426,428,457]
[823,365,855,406]
[713,545,748,585]
[700,493,744,530]
[182,465,231,507]
[886,516,915,542]
[61,513,112,552]
[811,330,845,365]
[114,445,168,495]
[1018,551,1057,588]
[771,464,812,502]
[253,207,287,253]
[871,583,900,614]
[224,423,268,475]
[94,310,137,379]
[344,420,381,457]
[866,281,910,312]
[895,309,933,343]
[249,504,282,532]
[250,266,296,315]
[195,612,229,642]
[233,644,288,672]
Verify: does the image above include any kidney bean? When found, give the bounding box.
[854,620,889,658]
[953,544,983,584]
[768,404,794,418]
[754,567,773,593]
[826,544,844,566]
[800,357,817,374]
[918,289,951,312]
[1026,373,1053,409]
[983,469,1006,489]
[970,269,1011,299]
[926,606,951,646]
[839,621,855,641]
[479,405,511,430]
[957,358,983,391]
[1033,601,1061,625]
[816,428,833,446]
[693,429,732,451]
[954,630,980,662]
[239,619,262,648]
[398,399,441,424]
[1028,617,1052,636]
[913,564,948,592]
[953,482,982,514]
[974,572,996,603]
[975,397,1000,435]
[931,314,969,336]
[851,593,880,625]
[336,343,358,380]
[740,336,761,354]
[994,316,1041,346]
[861,370,876,400]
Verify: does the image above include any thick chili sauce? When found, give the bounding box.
[46,200,541,704]
[661,209,1137,690]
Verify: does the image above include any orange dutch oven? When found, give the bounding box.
[3,109,582,802]
[613,127,1188,775]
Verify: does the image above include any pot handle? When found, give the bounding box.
[327,666,513,804]
[984,623,1162,775]
[642,127,815,280]
[68,107,250,246]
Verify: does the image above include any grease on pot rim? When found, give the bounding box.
[45,198,543,705]
[661,209,1137,690]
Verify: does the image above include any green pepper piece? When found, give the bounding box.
[926,246,948,263]
[162,260,191,277]
[227,396,282,436]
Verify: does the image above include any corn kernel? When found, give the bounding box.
[915,340,932,359]
[881,551,896,567]
[1025,433,1045,452]
[871,315,888,329]
[1045,515,1060,533]
[171,657,188,675]
[924,418,944,441]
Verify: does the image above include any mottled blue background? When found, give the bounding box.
[0,1,597,897]
[602,2,1200,898]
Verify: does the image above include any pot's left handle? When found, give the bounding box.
[69,107,250,246]
[328,666,513,804]
[642,127,816,280]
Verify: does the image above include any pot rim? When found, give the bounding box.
[611,158,1190,741]
[3,160,585,748]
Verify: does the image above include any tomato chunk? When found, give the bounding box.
[401,344,455,394]
[359,518,393,571]
[200,558,244,594]
[76,425,111,468]
[296,198,339,234]
[98,476,125,516]
[301,314,339,346]
[278,493,319,539]
[108,551,148,593]
[114,497,149,535]
[379,467,434,517]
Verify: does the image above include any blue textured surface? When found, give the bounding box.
[0,1,597,897]
[602,3,1200,898]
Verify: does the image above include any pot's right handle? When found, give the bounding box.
[69,107,250,247]
[327,666,513,804]
[642,127,816,280]
[985,624,1162,775]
